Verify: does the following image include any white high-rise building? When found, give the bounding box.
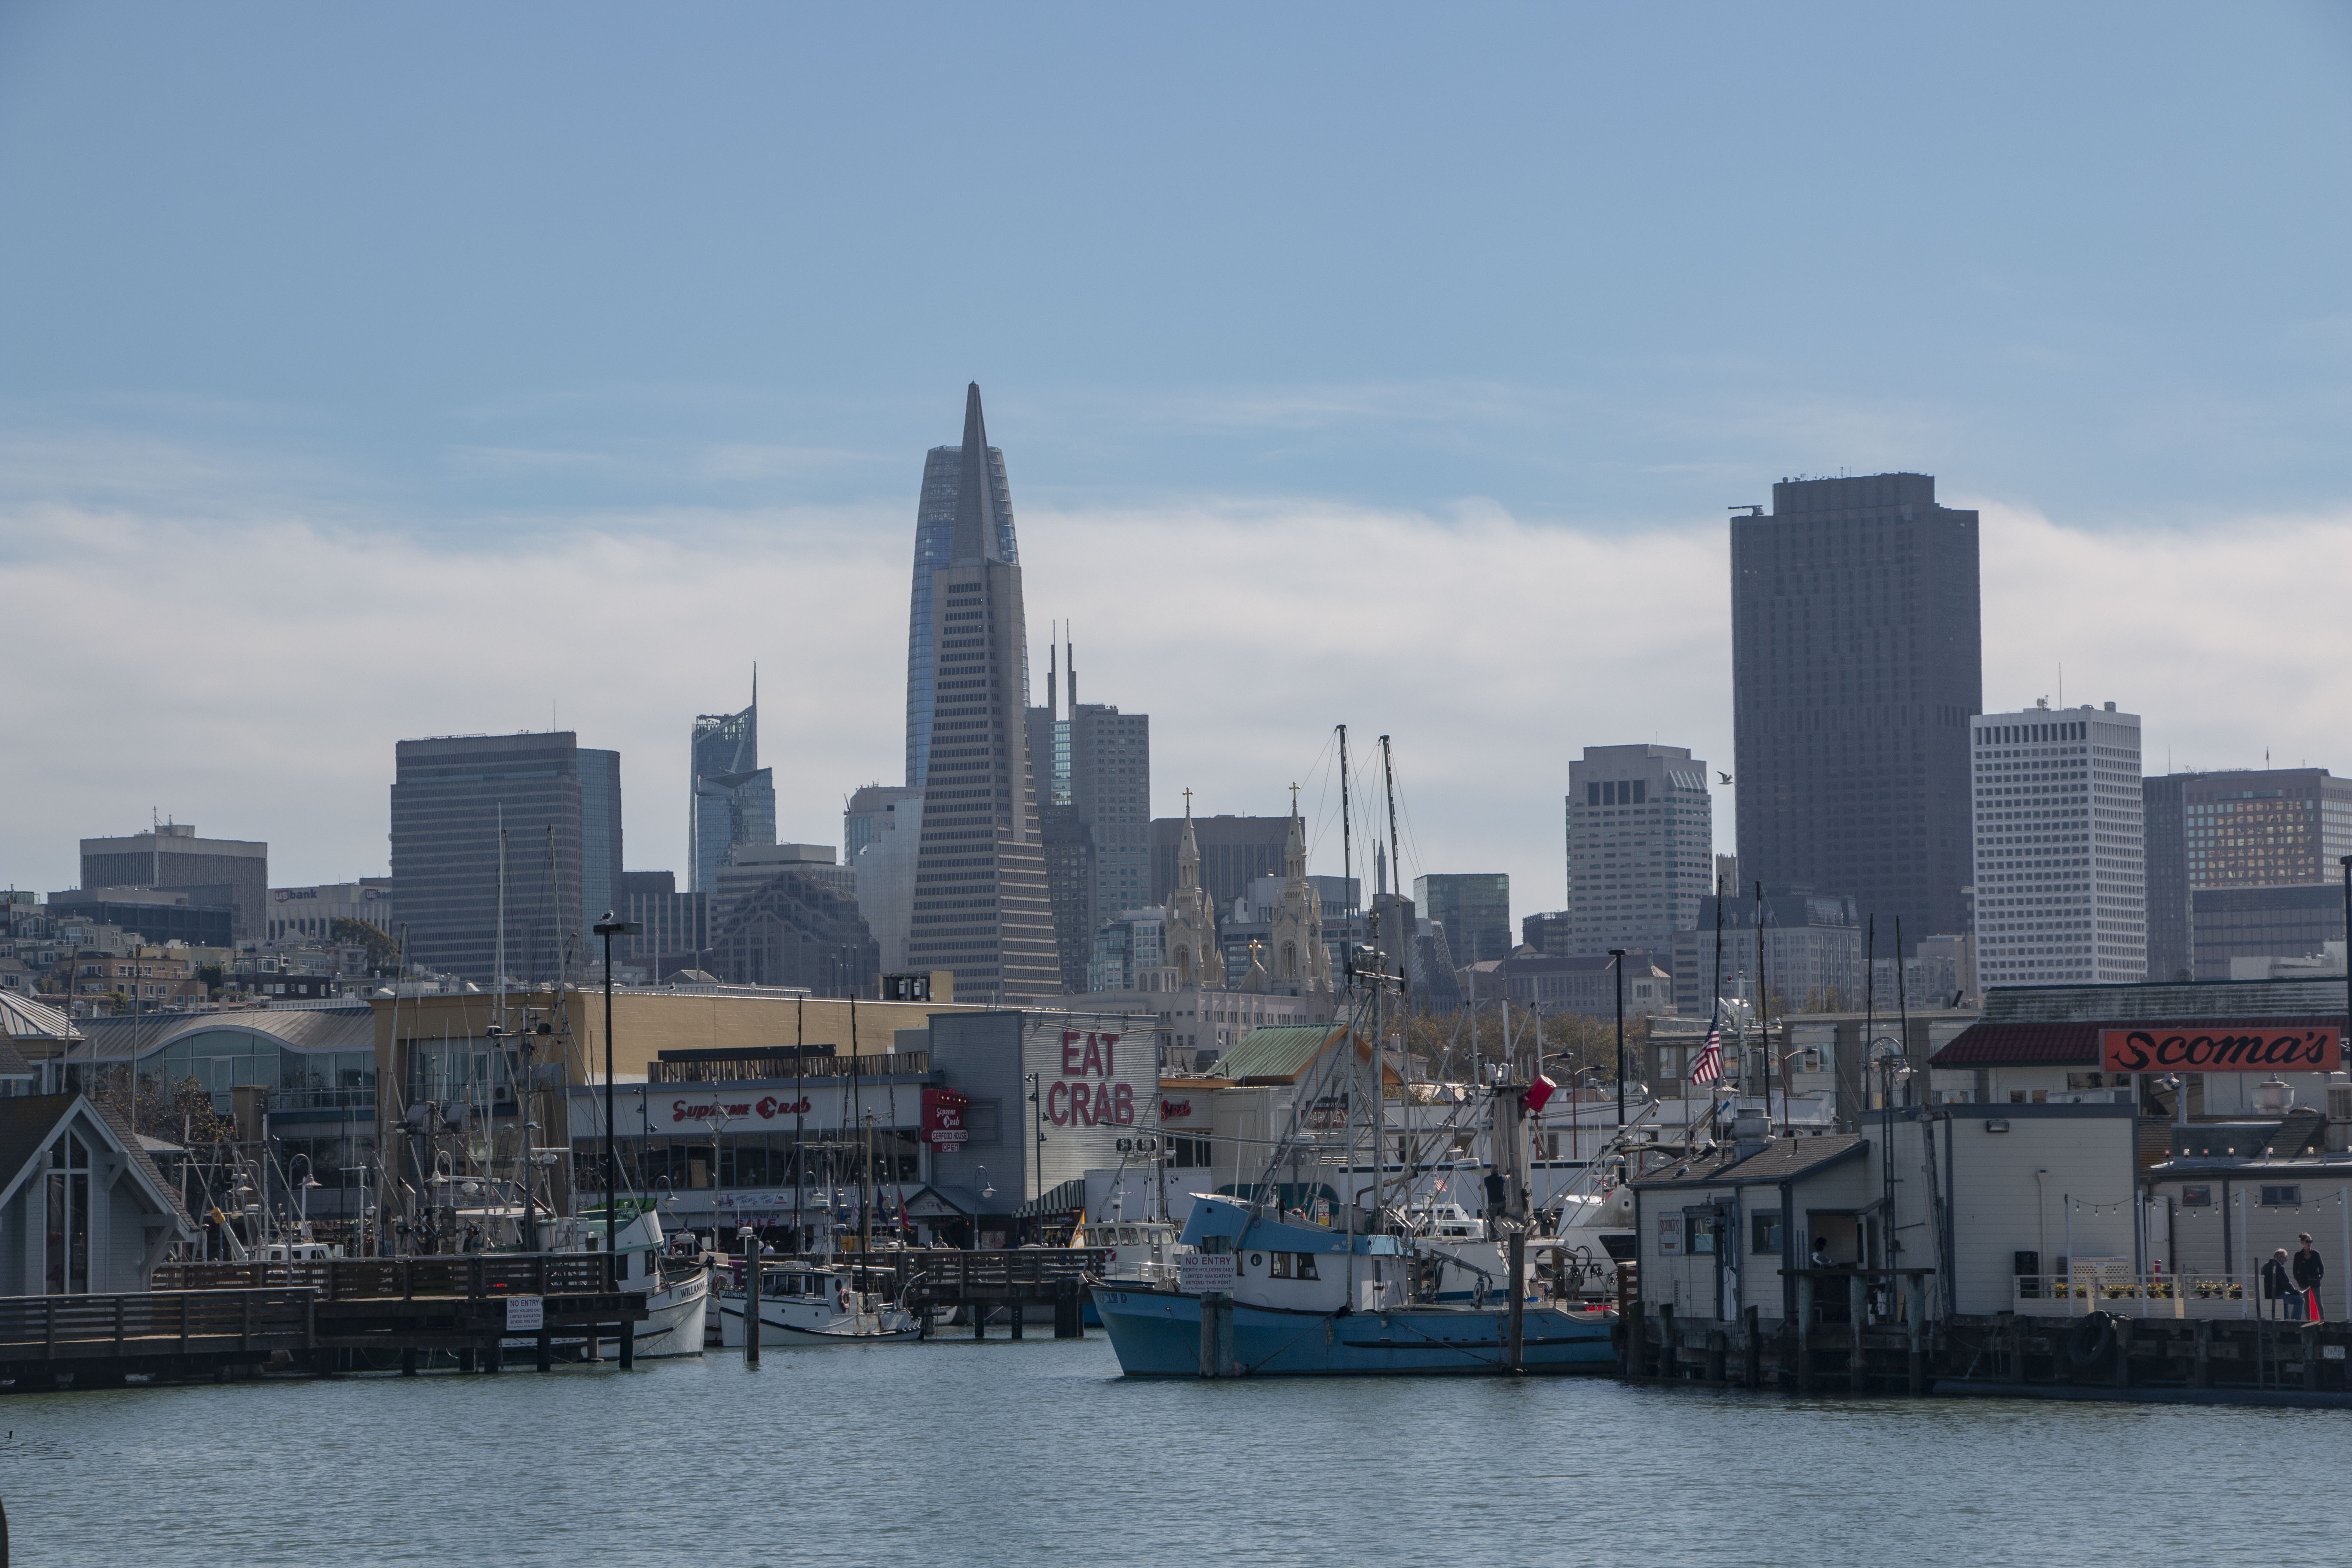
[1970,701,2144,987]
[1565,744,1715,956]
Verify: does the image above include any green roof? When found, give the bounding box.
[1205,1023,1355,1084]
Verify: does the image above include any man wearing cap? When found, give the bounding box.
[2293,1233,2326,1321]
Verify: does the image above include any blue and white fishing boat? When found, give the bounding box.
[1092,1194,1617,1375]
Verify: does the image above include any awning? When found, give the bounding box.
[900,1184,990,1219]
[1016,1177,1088,1218]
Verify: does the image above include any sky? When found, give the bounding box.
[2,4,2349,919]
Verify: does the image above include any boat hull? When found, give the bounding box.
[1091,1286,1617,1377]
[500,1270,711,1360]
[715,1294,922,1347]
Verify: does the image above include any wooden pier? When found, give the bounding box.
[1620,1265,2352,1405]
[2,1255,648,1390]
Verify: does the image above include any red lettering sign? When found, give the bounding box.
[1160,1098,1190,1121]
[2100,1028,2340,1074]
[921,1086,969,1148]
[1061,1031,1083,1074]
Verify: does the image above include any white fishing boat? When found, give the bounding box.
[498,1204,710,1359]
[716,1261,921,1346]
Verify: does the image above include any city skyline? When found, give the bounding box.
[3,9,2348,921]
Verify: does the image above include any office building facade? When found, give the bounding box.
[2143,767,2352,982]
[1731,472,1981,941]
[2190,885,2347,980]
[902,385,1060,1006]
[389,732,623,986]
[1563,744,1714,957]
[80,824,269,944]
[1413,873,1513,968]
[1666,887,1863,1017]
[1024,635,1152,993]
[1149,815,1292,912]
[1969,702,2144,986]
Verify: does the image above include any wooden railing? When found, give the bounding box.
[649,1051,927,1084]
[151,1253,619,1300]
[0,1289,314,1360]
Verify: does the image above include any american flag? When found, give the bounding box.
[1690,1022,1724,1086]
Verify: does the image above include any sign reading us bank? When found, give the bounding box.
[2101,1027,2341,1074]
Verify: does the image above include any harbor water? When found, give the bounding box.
[0,1338,2342,1566]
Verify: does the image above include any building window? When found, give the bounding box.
[1687,1213,1718,1255]
[2261,1185,2302,1207]
[2180,1185,2211,1207]
[1751,1211,1784,1254]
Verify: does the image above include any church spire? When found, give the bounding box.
[1179,787,1201,891]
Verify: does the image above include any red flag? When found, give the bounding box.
[1520,1074,1556,1114]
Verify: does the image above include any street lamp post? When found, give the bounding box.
[591,913,643,1265]
[1608,950,1628,1128]
[1025,1072,1048,1242]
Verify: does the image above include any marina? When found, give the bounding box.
[2,1336,2348,1567]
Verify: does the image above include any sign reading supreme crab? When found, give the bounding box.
[1047,1029,1137,1127]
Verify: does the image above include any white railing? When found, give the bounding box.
[2009,1271,2319,1321]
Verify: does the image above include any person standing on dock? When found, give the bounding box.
[2262,1248,2294,1319]
[2294,1234,2325,1321]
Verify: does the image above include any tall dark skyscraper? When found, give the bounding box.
[1731,472,1981,943]
[688,679,775,894]
[903,385,1060,1005]
[390,732,622,985]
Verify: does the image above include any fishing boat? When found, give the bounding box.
[716,1260,922,1346]
[1091,1194,1617,1376]
[492,1204,710,1359]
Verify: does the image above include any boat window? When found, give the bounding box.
[1248,1253,1264,1269]
[1270,1253,1292,1279]
[1294,1253,1317,1280]
[1119,1226,1140,1245]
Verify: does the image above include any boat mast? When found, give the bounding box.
[1337,724,1356,1297]
[1380,735,1410,1218]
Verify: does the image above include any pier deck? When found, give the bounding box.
[4,1255,649,1390]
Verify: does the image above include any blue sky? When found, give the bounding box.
[3,5,2349,912]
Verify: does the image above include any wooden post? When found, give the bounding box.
[744,1255,761,1367]
[1656,1304,1675,1379]
[973,1299,986,1340]
[1847,1273,1866,1392]
[535,1323,552,1373]
[2113,1315,2131,1391]
[458,1347,476,1373]
[401,1348,418,1377]
[1705,1328,1727,1383]
[1198,1292,1233,1378]
[1744,1305,1762,1388]
[1795,1275,1814,1394]
[1505,1228,1527,1374]
[2303,1325,2322,1392]
[1010,1298,1024,1339]
[1906,1276,1926,1395]
[2192,1319,2211,1389]
[618,1314,634,1370]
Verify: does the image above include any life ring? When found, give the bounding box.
[836,1286,851,1312]
[2066,1311,2116,1368]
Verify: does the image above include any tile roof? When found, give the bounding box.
[1931,1015,2344,1067]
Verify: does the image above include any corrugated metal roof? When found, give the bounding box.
[1978,978,2347,1024]
[1931,1015,2345,1067]
[1632,1133,1868,1191]
[1205,1023,1356,1084]
[0,992,79,1043]
[70,1007,376,1060]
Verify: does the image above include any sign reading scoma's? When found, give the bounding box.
[2101,1028,2341,1073]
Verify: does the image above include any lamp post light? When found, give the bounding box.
[1025,1073,1048,1243]
[1608,949,1628,1128]
[1869,1036,1911,1269]
[591,913,643,1264]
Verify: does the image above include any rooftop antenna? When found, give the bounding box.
[1045,625,1057,717]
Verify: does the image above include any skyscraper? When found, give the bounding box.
[1563,743,1714,956]
[1412,874,1513,967]
[906,407,1020,790]
[390,732,622,985]
[903,385,1060,1005]
[1969,702,2144,986]
[1731,472,1981,944]
[689,683,775,894]
[2143,766,2352,981]
[79,823,268,943]
[1026,630,1151,992]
